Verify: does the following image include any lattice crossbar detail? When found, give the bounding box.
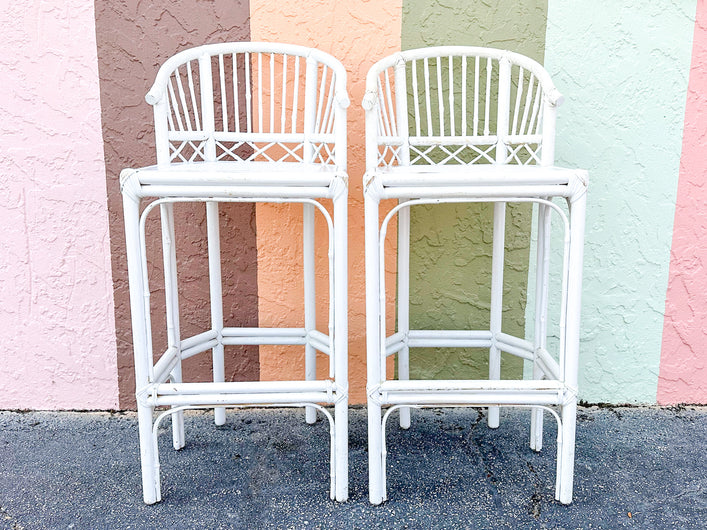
[377,145,404,167]
[313,143,336,165]
[170,141,206,163]
[505,142,542,166]
[214,140,306,163]
[408,143,496,166]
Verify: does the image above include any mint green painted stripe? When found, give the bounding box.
[538,0,695,403]
[401,0,548,381]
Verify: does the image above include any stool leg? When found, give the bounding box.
[160,204,184,449]
[168,364,185,450]
[529,402,544,452]
[368,401,384,504]
[333,186,349,501]
[530,203,551,451]
[557,191,586,504]
[488,202,506,429]
[557,398,577,504]
[123,190,160,503]
[206,202,226,426]
[304,203,317,424]
[365,193,384,504]
[334,400,349,501]
[397,202,411,430]
[137,403,160,503]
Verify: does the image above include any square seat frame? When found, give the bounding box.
[121,42,350,503]
[362,46,588,505]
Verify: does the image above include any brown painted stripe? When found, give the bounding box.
[94,1,258,409]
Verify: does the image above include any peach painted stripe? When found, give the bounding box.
[659,4,707,405]
[250,1,401,402]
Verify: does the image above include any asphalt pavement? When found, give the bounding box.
[0,405,705,529]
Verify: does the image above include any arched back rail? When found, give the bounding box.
[363,46,562,171]
[147,42,349,169]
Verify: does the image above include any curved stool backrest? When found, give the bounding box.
[363,46,562,172]
[146,42,349,169]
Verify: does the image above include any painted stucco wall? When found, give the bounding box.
[543,0,695,403]
[0,0,118,409]
[659,1,707,405]
[401,0,548,381]
[250,0,402,402]
[94,0,258,409]
[2,0,707,410]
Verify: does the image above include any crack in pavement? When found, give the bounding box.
[526,461,543,519]
[0,505,25,530]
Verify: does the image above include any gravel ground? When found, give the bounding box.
[0,405,705,529]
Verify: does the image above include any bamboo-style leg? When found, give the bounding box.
[488,201,506,429]
[365,191,385,505]
[557,399,577,504]
[137,403,160,503]
[206,202,226,426]
[530,202,551,451]
[557,187,586,504]
[304,203,317,424]
[122,187,160,503]
[168,364,185,450]
[160,203,185,449]
[333,184,349,502]
[397,201,411,429]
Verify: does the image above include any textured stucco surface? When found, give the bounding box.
[0,0,118,408]
[94,0,258,409]
[250,0,402,402]
[659,2,707,405]
[401,0,548,380]
[3,1,706,412]
[543,0,695,403]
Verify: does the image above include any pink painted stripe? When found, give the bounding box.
[0,0,118,409]
[659,4,707,405]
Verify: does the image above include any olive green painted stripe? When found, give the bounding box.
[401,0,549,381]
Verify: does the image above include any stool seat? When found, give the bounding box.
[370,164,587,197]
[124,161,342,190]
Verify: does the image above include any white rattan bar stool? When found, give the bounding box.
[363,47,588,505]
[121,42,349,503]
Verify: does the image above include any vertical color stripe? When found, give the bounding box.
[0,0,118,409]
[94,1,257,409]
[544,0,695,403]
[402,0,548,381]
[250,0,402,403]
[659,2,707,405]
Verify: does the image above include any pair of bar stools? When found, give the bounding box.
[121,42,587,506]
